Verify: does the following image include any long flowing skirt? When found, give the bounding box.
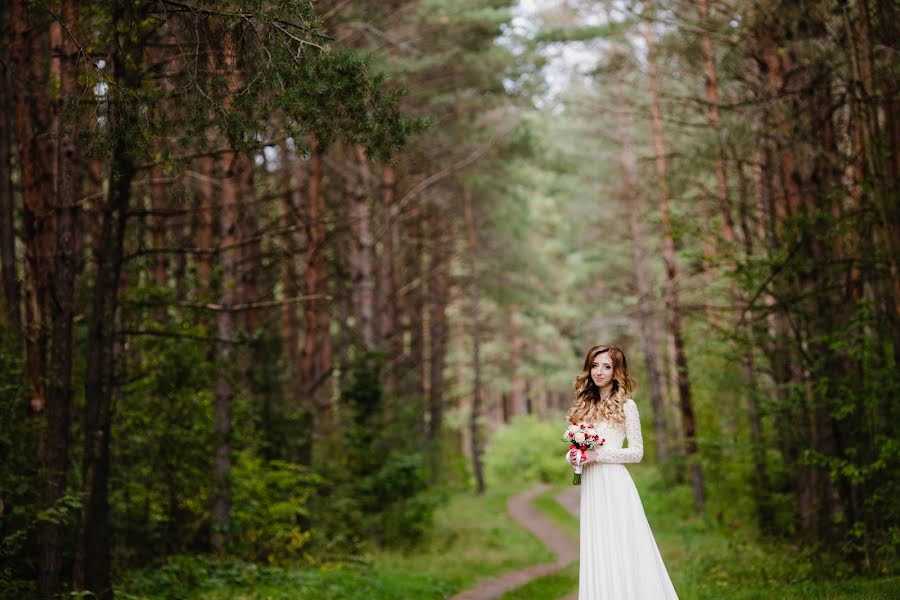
[578,462,679,599]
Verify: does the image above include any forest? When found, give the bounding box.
[0,0,897,599]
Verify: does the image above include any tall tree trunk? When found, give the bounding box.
[211,148,240,555]
[377,164,398,363]
[402,197,425,409]
[150,167,168,288]
[76,3,142,594]
[0,8,21,332]
[11,4,62,596]
[301,136,332,452]
[349,145,375,350]
[509,308,527,418]
[195,151,215,293]
[642,17,705,512]
[237,153,259,333]
[734,158,775,532]
[48,3,79,596]
[699,0,772,524]
[210,31,244,555]
[426,198,450,446]
[615,104,668,464]
[697,0,736,247]
[279,141,300,371]
[463,186,485,494]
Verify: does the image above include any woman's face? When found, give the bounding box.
[590,352,614,389]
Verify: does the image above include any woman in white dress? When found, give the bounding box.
[565,344,679,600]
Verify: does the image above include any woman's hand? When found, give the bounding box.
[582,449,596,464]
[566,449,579,466]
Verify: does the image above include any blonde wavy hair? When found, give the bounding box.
[566,345,637,427]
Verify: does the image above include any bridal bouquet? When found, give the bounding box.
[562,423,605,485]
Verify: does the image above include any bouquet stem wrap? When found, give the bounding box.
[572,446,584,485]
[562,422,605,486]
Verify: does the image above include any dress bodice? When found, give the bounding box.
[583,420,625,448]
[585,400,644,464]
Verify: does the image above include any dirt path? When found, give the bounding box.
[555,487,579,520]
[448,483,579,600]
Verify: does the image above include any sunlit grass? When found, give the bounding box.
[118,466,898,600]
[117,480,556,599]
[368,479,556,591]
[497,562,578,600]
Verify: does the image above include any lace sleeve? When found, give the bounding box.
[590,400,644,464]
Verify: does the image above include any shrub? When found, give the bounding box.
[484,414,571,486]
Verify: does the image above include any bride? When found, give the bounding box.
[565,344,679,599]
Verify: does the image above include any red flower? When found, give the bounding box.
[568,431,574,437]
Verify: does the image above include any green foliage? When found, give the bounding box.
[109,306,216,568]
[484,415,571,486]
[308,354,442,553]
[498,562,579,600]
[0,326,37,598]
[229,452,320,563]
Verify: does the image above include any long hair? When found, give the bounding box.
[566,345,637,427]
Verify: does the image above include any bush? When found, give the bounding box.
[484,415,571,486]
[230,451,321,564]
[307,353,443,554]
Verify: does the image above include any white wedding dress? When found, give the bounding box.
[575,399,678,599]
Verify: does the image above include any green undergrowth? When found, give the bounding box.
[497,562,578,600]
[527,466,900,600]
[117,480,555,599]
[531,485,579,539]
[368,479,555,591]
[117,464,899,600]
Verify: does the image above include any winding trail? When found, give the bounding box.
[448,484,581,600]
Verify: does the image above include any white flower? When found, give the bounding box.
[574,432,586,444]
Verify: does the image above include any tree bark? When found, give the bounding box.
[401,195,426,411]
[509,308,527,418]
[211,147,240,555]
[195,151,215,292]
[377,164,398,359]
[463,186,485,494]
[11,3,65,596]
[48,4,80,595]
[0,8,21,332]
[642,17,705,511]
[150,167,168,288]
[210,31,245,555]
[76,3,142,594]
[697,0,736,247]
[614,103,668,464]
[426,198,450,445]
[349,145,375,350]
[699,0,773,525]
[279,141,300,371]
[301,136,332,447]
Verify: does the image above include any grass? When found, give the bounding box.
[366,478,557,592]
[497,562,578,600]
[531,485,579,540]
[522,466,900,600]
[117,467,899,599]
[117,479,556,600]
